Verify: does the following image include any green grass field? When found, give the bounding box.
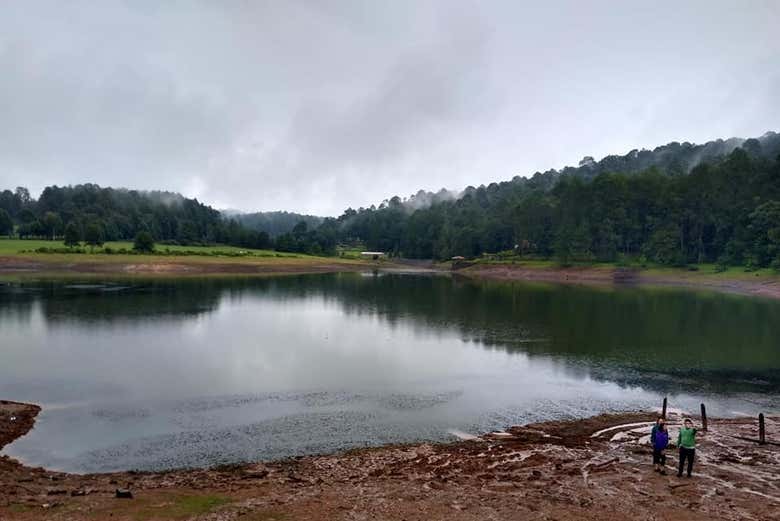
[0,238,302,257]
[0,238,373,274]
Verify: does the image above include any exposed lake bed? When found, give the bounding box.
[2,401,778,521]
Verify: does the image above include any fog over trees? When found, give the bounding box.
[322,132,780,267]
[0,185,271,250]
[2,132,779,267]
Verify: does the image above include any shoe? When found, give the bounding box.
[660,470,667,475]
[677,473,682,478]
[686,474,692,478]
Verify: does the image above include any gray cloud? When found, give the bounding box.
[1,0,779,215]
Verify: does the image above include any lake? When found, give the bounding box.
[2,273,779,473]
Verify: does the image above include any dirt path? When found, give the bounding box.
[462,264,780,300]
[2,401,778,520]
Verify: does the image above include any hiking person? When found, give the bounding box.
[651,418,669,474]
[677,418,697,477]
[650,417,664,454]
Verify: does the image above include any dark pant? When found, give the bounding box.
[678,447,695,476]
[652,448,666,466]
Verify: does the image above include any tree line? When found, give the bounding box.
[318,134,780,269]
[230,211,323,238]
[2,132,779,267]
[0,184,271,250]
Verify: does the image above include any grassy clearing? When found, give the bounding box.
[336,246,366,259]
[0,238,300,257]
[0,238,372,271]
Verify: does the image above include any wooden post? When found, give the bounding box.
[759,413,766,445]
[662,397,667,419]
[700,403,707,431]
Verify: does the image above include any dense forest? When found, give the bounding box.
[229,211,323,238]
[2,132,779,267]
[0,185,271,249]
[321,132,780,268]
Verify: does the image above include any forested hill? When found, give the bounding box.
[228,211,323,237]
[0,184,271,249]
[318,131,780,267]
[2,132,779,266]
[551,131,780,181]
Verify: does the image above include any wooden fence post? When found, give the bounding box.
[759,413,766,445]
[700,403,707,431]
[662,397,667,419]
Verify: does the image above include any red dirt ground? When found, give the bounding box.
[2,401,778,520]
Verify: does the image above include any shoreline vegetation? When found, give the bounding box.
[2,238,780,300]
[3,135,780,282]
[457,259,780,300]
[0,239,370,276]
[1,400,778,520]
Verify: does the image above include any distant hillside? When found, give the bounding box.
[3,132,779,263]
[358,132,780,213]
[283,131,780,267]
[228,211,323,238]
[546,131,780,181]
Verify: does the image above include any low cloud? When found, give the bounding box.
[1,1,779,215]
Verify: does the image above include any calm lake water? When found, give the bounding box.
[2,273,779,473]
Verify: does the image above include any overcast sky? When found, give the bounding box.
[1,1,779,215]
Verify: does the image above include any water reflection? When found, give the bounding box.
[0,280,220,324]
[3,274,780,392]
[1,273,779,472]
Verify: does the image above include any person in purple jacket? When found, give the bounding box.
[650,417,669,474]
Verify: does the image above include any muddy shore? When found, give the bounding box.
[4,253,780,302]
[461,263,780,300]
[0,255,372,276]
[2,400,778,520]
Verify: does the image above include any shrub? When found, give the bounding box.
[133,231,155,253]
[743,254,759,272]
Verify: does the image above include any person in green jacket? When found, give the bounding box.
[677,418,697,477]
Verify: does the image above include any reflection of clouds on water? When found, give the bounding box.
[91,407,151,422]
[7,391,471,472]
[3,275,780,400]
[77,410,411,473]
[378,390,463,411]
[0,377,126,405]
[2,274,780,473]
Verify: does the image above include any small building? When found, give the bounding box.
[451,255,470,270]
[361,251,385,260]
